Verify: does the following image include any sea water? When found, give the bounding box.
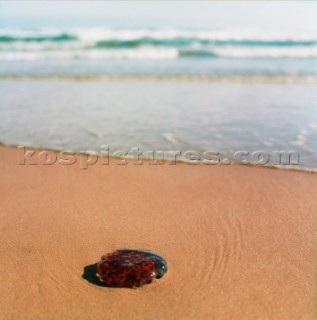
[0,28,317,169]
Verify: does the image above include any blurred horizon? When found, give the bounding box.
[0,1,317,30]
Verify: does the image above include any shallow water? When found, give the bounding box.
[0,79,316,169]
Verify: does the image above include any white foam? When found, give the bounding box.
[2,27,317,42]
[61,27,317,42]
[296,134,306,141]
[0,47,179,61]
[263,141,273,147]
[162,133,178,144]
[212,46,317,58]
[2,27,317,61]
[291,140,306,146]
[299,129,308,135]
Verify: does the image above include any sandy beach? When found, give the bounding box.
[0,145,316,319]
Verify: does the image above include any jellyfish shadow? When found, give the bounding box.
[82,263,110,287]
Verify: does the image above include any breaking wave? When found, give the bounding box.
[1,27,317,60]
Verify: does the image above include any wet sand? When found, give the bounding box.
[0,145,316,319]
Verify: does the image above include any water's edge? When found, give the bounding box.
[1,142,316,174]
[1,74,317,83]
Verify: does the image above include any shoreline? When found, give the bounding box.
[1,145,317,319]
[1,74,317,83]
[1,142,316,174]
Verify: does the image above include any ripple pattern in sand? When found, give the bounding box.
[166,208,246,306]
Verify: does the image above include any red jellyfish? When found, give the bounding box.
[96,249,167,288]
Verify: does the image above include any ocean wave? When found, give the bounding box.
[2,27,317,43]
[95,38,193,48]
[94,38,317,49]
[1,27,317,60]
[2,34,317,48]
[1,46,317,61]
[0,33,78,43]
[179,49,218,58]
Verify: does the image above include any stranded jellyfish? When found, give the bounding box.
[96,249,167,288]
